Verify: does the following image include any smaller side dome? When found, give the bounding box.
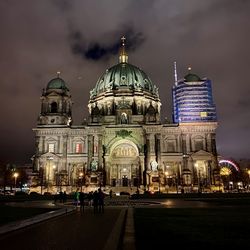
[184,67,201,82]
[46,77,69,90]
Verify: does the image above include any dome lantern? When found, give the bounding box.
[119,36,128,63]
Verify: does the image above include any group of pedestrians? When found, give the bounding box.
[54,191,67,203]
[74,188,105,214]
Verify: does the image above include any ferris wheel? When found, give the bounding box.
[218,159,240,176]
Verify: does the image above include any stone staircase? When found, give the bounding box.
[105,186,143,195]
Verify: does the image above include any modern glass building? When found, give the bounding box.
[172,71,217,123]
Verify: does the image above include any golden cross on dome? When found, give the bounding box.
[121,36,126,46]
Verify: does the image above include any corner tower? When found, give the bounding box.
[38,73,73,126]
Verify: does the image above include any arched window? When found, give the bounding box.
[51,102,58,113]
[75,143,83,153]
[48,143,55,153]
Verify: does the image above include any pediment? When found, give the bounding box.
[46,91,60,96]
[40,152,61,159]
[191,150,213,160]
[47,137,57,141]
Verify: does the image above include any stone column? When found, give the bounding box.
[145,134,151,170]
[207,134,212,152]
[177,135,181,152]
[187,157,193,171]
[98,135,103,169]
[87,134,94,170]
[187,134,191,153]
[42,136,46,153]
[57,136,60,153]
[62,135,67,156]
[150,134,155,156]
[62,135,68,171]
[35,136,40,154]
[155,133,161,168]
[59,136,62,153]
[178,162,182,187]
[206,160,211,186]
[211,133,217,155]
[59,101,62,113]
[181,134,187,154]
[138,156,143,187]
[104,157,109,185]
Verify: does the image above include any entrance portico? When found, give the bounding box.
[107,139,141,188]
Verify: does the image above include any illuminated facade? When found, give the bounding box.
[32,38,219,193]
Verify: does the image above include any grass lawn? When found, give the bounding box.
[0,205,57,226]
[134,206,250,249]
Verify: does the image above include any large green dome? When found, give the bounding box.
[46,77,69,90]
[90,62,159,98]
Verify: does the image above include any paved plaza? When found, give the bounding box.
[0,206,123,250]
[1,196,250,249]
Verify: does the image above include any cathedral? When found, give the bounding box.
[32,37,219,194]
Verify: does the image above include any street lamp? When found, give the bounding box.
[247,169,250,178]
[13,172,19,193]
[229,181,233,191]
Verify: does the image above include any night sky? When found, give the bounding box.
[0,0,250,165]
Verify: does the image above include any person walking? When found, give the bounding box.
[87,191,93,207]
[79,192,85,214]
[63,191,67,203]
[54,193,58,204]
[98,188,105,213]
[74,189,80,207]
[59,191,63,203]
[109,189,113,199]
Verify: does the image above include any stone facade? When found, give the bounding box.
[32,38,219,194]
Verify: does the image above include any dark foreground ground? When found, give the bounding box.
[1,195,250,249]
[0,204,57,226]
[134,198,250,249]
[0,207,122,250]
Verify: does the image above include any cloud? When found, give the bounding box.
[69,26,145,61]
[51,0,73,12]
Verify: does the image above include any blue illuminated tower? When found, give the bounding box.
[172,68,217,123]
